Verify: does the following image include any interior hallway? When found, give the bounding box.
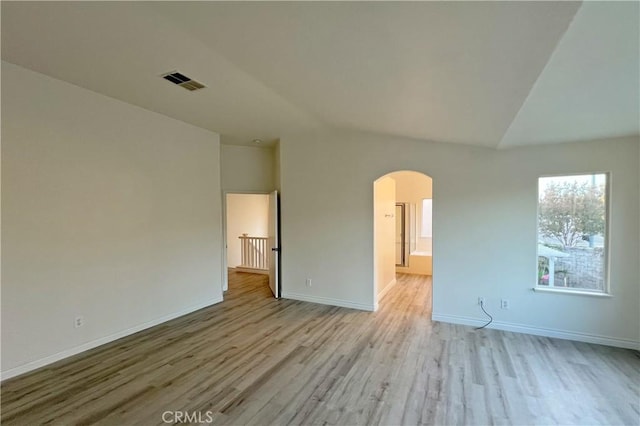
[1,272,638,425]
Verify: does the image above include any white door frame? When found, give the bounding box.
[221,190,271,295]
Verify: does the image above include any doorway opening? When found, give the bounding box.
[373,171,433,311]
[223,191,280,298]
[395,203,409,267]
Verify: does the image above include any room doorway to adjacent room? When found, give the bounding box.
[373,171,433,311]
[223,191,280,298]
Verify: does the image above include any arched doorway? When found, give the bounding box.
[373,171,433,311]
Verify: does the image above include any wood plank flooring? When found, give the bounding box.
[2,271,639,425]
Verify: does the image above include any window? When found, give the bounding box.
[537,173,609,293]
[421,199,432,238]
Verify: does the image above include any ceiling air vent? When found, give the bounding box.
[161,71,206,91]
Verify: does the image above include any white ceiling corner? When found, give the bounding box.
[499,1,640,148]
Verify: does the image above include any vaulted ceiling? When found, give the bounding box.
[2,1,638,148]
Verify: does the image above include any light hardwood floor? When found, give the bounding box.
[2,271,639,425]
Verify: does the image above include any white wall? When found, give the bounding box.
[279,127,639,348]
[226,194,269,267]
[374,176,396,303]
[1,62,223,378]
[221,144,275,192]
[274,141,282,192]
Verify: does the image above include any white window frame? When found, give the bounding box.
[534,172,611,296]
[420,198,432,238]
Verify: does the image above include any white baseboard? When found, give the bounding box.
[377,278,397,303]
[432,313,640,350]
[1,297,223,382]
[282,292,375,312]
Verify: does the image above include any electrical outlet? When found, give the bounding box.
[306,278,312,287]
[501,299,509,309]
[477,297,485,306]
[75,316,84,328]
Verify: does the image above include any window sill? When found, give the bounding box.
[533,287,612,297]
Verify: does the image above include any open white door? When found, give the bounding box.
[268,190,280,298]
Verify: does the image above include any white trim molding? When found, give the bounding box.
[377,278,398,303]
[282,292,375,312]
[432,313,639,350]
[1,297,223,382]
[532,287,613,297]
